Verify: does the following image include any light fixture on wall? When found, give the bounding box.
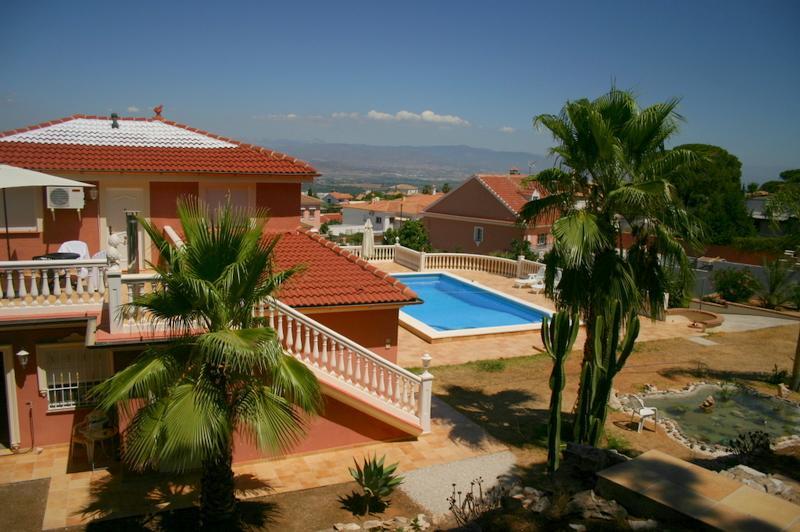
[15,349,30,369]
[88,188,98,201]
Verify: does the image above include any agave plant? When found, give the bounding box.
[339,454,404,516]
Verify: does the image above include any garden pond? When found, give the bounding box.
[638,384,800,446]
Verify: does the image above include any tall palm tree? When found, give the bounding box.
[92,198,322,526]
[520,88,701,444]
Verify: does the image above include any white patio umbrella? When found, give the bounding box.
[0,164,95,259]
[361,218,375,259]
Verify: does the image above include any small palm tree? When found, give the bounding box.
[92,198,322,526]
[521,88,701,445]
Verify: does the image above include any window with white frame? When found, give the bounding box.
[0,187,40,232]
[537,233,548,247]
[473,226,484,245]
[36,345,114,411]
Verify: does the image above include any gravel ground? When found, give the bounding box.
[399,450,517,517]
[712,314,798,333]
[0,478,49,532]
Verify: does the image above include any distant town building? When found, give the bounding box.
[746,191,795,236]
[423,173,556,254]
[321,191,353,206]
[331,194,443,236]
[391,184,419,196]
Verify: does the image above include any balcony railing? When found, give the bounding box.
[0,259,109,310]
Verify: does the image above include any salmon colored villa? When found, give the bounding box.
[423,171,556,254]
[0,109,432,461]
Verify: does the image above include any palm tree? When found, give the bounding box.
[520,88,701,444]
[92,198,322,526]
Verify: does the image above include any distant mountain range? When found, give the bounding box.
[257,139,782,187]
[263,140,548,184]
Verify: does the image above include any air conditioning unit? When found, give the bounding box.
[46,186,85,218]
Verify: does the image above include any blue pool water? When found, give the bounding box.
[392,273,549,331]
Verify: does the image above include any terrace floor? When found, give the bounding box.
[0,399,506,530]
[383,264,713,368]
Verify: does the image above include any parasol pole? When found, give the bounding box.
[3,189,10,259]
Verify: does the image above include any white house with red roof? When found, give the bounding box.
[0,109,430,461]
[423,171,556,254]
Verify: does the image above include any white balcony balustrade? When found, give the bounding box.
[0,259,108,310]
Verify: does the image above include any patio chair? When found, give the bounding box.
[513,271,545,288]
[57,240,91,280]
[629,395,658,433]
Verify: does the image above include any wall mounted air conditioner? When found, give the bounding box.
[46,186,85,219]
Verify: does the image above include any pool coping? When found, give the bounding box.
[618,382,800,457]
[391,271,554,343]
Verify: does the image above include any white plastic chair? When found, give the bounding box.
[58,240,90,279]
[629,395,658,433]
[513,271,545,288]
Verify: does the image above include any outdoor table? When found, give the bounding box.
[78,426,118,470]
[30,252,81,292]
[32,252,80,261]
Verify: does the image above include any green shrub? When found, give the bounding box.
[712,268,759,302]
[758,258,793,309]
[728,431,772,464]
[338,454,403,516]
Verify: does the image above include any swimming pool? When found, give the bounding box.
[392,272,552,341]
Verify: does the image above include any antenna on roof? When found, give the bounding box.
[153,104,163,118]
[110,113,119,129]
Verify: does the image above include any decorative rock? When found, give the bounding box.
[333,524,361,531]
[628,518,660,530]
[608,388,623,410]
[568,524,587,532]
[566,490,628,521]
[700,395,715,411]
[523,486,541,496]
[509,485,524,496]
[563,442,630,474]
[778,383,790,398]
[529,495,551,513]
[362,520,382,530]
[643,383,657,393]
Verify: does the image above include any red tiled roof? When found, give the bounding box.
[0,115,318,176]
[476,174,545,213]
[272,230,417,308]
[320,213,342,224]
[326,192,353,200]
[345,194,443,215]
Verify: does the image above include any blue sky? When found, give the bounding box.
[1,0,798,181]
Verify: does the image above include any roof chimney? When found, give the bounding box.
[153,104,164,118]
[110,113,119,129]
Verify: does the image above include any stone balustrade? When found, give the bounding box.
[0,259,109,309]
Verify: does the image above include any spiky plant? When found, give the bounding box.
[340,454,404,515]
[541,311,580,473]
[91,198,322,526]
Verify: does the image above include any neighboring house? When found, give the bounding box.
[391,184,419,196]
[320,212,342,225]
[338,194,443,235]
[320,191,353,206]
[300,193,322,229]
[423,172,556,254]
[0,111,427,461]
[746,192,795,237]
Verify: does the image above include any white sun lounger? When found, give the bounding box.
[513,271,545,288]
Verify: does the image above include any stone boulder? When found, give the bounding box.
[566,490,628,521]
[563,443,631,475]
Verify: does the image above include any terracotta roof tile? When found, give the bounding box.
[272,230,418,308]
[0,115,318,176]
[345,193,443,215]
[475,174,557,224]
